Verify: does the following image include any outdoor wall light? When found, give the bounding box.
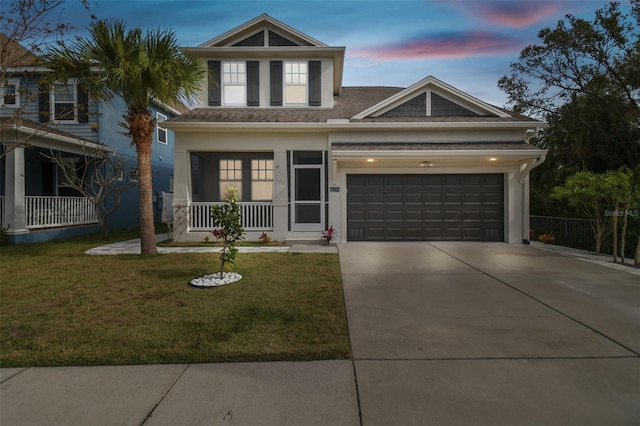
[420,161,433,168]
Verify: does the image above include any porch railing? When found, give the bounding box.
[189,201,273,231]
[25,196,98,229]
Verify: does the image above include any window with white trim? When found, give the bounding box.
[219,159,243,200]
[51,80,77,122]
[156,112,168,144]
[284,61,307,105]
[222,62,246,105]
[1,79,19,107]
[251,159,273,200]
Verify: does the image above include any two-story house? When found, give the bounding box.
[1,34,178,243]
[164,14,547,244]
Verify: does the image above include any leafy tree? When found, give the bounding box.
[551,171,612,254]
[210,187,245,278]
[45,146,138,237]
[500,1,640,216]
[42,19,203,254]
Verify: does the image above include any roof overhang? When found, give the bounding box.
[2,120,115,156]
[162,120,544,133]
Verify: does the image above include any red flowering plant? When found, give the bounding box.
[321,225,335,243]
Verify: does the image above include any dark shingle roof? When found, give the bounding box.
[169,87,539,124]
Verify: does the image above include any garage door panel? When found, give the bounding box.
[347,174,504,242]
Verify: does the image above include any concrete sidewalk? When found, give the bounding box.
[2,241,639,425]
[84,233,338,255]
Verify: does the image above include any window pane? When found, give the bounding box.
[295,169,320,201]
[4,84,16,105]
[284,85,306,104]
[295,204,321,223]
[54,84,74,101]
[252,181,272,200]
[224,85,245,104]
[293,151,322,165]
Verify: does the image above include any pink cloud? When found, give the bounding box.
[353,32,522,60]
[454,1,560,29]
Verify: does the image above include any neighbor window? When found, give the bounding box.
[222,62,246,105]
[251,159,273,200]
[1,79,19,107]
[156,112,168,144]
[51,81,77,121]
[284,61,307,105]
[219,159,243,200]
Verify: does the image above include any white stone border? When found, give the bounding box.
[190,272,243,287]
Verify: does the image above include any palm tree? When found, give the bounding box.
[43,19,203,254]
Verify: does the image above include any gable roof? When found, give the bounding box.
[0,33,39,68]
[199,14,328,48]
[353,76,511,119]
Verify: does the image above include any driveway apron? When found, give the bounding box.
[339,241,640,426]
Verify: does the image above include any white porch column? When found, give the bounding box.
[171,148,190,242]
[272,150,288,241]
[507,168,524,244]
[4,144,28,235]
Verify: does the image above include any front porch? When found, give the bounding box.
[1,195,98,229]
[188,201,273,231]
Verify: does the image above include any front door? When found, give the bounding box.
[291,151,325,231]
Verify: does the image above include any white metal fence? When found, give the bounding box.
[189,202,273,231]
[25,196,98,228]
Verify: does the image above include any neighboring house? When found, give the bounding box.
[0,35,179,243]
[163,14,547,244]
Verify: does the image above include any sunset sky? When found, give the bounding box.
[54,0,630,107]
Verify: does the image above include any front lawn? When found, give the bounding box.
[0,232,350,367]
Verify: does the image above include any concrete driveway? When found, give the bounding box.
[340,242,640,425]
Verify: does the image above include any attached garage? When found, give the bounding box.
[347,174,504,242]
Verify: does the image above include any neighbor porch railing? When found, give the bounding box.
[188,201,273,231]
[25,196,98,229]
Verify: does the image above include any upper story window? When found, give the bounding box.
[39,79,89,124]
[284,61,307,105]
[52,81,77,122]
[156,112,168,144]
[222,62,246,105]
[1,79,19,108]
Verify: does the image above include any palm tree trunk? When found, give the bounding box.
[126,109,157,255]
[137,141,157,254]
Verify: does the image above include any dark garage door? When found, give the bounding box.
[347,174,504,241]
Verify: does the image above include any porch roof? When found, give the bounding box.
[1,118,114,155]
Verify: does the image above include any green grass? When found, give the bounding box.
[0,231,351,367]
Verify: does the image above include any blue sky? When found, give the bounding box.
[58,0,629,107]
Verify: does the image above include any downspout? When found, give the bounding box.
[520,153,547,244]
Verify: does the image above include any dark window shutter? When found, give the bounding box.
[208,60,221,106]
[77,82,89,123]
[247,61,260,106]
[270,61,283,106]
[308,61,321,106]
[39,84,50,122]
